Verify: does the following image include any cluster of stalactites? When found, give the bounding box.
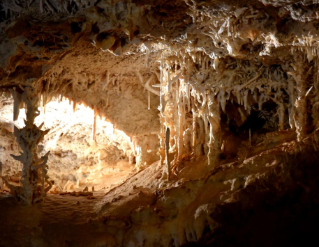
[29,67,112,141]
[3,86,51,205]
[0,0,92,21]
[159,50,318,177]
[6,72,139,164]
[158,52,222,180]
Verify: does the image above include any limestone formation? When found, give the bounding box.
[4,84,51,205]
[0,0,319,246]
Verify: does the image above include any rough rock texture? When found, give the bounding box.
[1,0,319,246]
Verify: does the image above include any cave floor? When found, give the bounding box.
[0,161,165,247]
[0,190,109,247]
[0,132,314,247]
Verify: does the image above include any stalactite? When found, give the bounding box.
[243,90,249,111]
[40,0,44,13]
[197,117,205,157]
[277,102,285,131]
[159,118,166,172]
[115,75,121,95]
[192,108,197,157]
[288,61,308,141]
[103,70,110,91]
[158,59,167,173]
[177,87,185,163]
[159,60,165,115]
[186,84,191,111]
[131,137,136,155]
[207,95,221,167]
[146,48,150,68]
[93,106,97,141]
[10,87,22,121]
[41,94,44,114]
[41,94,46,127]
[73,100,77,112]
[218,88,226,112]
[203,114,208,136]
[312,60,319,128]
[156,49,318,178]
[165,127,171,181]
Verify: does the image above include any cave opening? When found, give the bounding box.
[0,93,137,196]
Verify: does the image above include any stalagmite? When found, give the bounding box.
[6,85,51,205]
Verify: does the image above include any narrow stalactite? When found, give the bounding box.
[165,127,171,181]
[288,59,308,141]
[177,82,185,164]
[73,100,77,112]
[10,87,22,121]
[93,105,97,141]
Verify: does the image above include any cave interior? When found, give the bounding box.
[1,0,319,246]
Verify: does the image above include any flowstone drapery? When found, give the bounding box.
[4,86,51,205]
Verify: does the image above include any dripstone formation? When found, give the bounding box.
[1,1,319,246]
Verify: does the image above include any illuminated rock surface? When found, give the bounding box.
[1,0,319,246]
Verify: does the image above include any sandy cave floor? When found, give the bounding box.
[0,160,165,247]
